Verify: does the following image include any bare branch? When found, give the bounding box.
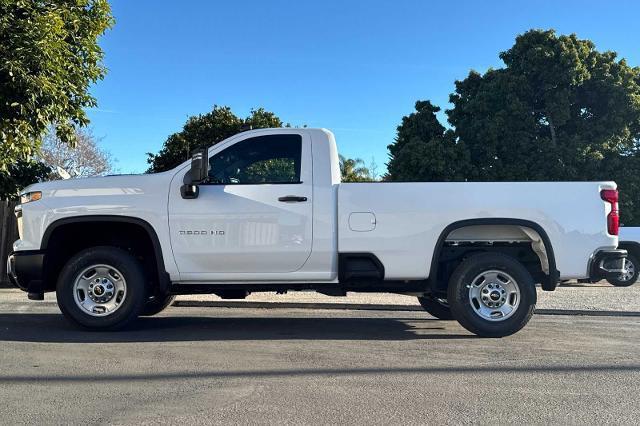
[36,128,115,179]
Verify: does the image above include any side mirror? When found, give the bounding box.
[189,147,209,183]
[180,183,199,199]
[181,147,208,199]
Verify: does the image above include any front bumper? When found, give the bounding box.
[6,250,46,300]
[589,249,628,281]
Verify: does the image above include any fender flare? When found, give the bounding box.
[618,241,640,258]
[429,218,559,291]
[41,215,170,293]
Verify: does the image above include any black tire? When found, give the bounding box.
[607,253,639,287]
[417,296,454,320]
[140,294,176,316]
[56,246,147,330]
[448,253,537,338]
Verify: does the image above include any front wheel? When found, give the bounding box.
[448,253,536,338]
[607,253,638,287]
[56,246,147,330]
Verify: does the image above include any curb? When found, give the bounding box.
[2,299,639,318]
[534,309,640,317]
[172,300,640,317]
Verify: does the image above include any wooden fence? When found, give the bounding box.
[0,200,19,287]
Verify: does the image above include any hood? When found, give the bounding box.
[22,172,175,199]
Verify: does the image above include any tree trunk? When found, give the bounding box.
[1,200,19,287]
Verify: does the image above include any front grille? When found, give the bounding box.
[15,205,22,240]
[6,254,15,278]
[16,214,23,240]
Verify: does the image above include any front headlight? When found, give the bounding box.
[20,191,42,204]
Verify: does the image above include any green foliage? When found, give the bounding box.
[242,158,296,183]
[339,155,373,182]
[385,101,470,181]
[0,160,51,200]
[386,29,640,224]
[0,0,114,170]
[146,106,283,173]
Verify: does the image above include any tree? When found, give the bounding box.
[0,160,50,200]
[146,106,283,173]
[0,127,114,199]
[385,101,470,181]
[386,29,640,224]
[0,0,114,170]
[37,128,115,179]
[367,156,380,181]
[339,155,372,182]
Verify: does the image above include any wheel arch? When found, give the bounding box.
[618,241,640,259]
[429,218,559,291]
[41,215,170,293]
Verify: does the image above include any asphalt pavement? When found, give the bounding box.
[0,301,638,425]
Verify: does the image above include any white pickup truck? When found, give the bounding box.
[7,128,627,337]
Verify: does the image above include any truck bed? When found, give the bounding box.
[338,181,616,280]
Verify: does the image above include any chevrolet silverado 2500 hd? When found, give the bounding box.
[7,128,627,337]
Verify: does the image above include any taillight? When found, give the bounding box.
[600,189,619,236]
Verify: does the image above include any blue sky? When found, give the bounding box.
[87,0,640,174]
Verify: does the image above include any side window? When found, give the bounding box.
[208,134,302,184]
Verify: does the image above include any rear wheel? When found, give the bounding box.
[56,247,147,330]
[607,253,638,287]
[448,253,536,338]
[417,296,454,320]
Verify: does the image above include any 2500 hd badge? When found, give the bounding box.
[179,230,225,236]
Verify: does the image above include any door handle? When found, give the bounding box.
[278,195,308,202]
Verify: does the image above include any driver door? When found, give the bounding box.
[168,132,313,280]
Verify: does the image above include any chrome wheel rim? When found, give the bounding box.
[468,270,520,322]
[73,264,127,317]
[619,259,635,282]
